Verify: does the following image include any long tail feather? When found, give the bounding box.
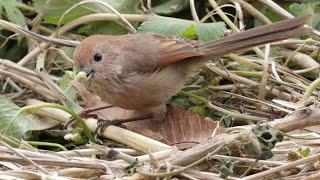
[198,15,311,57]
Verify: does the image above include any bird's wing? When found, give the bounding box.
[149,34,205,68]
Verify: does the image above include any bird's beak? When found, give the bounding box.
[80,66,94,77]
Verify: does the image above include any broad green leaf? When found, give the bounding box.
[0,96,35,140]
[137,17,225,42]
[290,3,314,16]
[299,0,320,29]
[33,0,94,24]
[137,17,192,35]
[52,46,74,64]
[32,0,141,25]
[195,22,226,42]
[153,0,189,15]
[78,21,128,35]
[2,0,26,27]
[290,3,315,26]
[255,2,290,25]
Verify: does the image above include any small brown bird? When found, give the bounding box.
[73,16,310,121]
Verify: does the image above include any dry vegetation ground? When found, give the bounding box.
[0,0,320,179]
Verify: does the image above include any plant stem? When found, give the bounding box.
[138,144,226,177]
[283,42,305,67]
[227,54,263,71]
[21,103,95,142]
[27,141,68,151]
[230,71,263,78]
[303,78,320,102]
[207,0,264,57]
[179,90,208,103]
[15,2,35,11]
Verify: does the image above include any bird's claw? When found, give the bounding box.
[93,114,153,135]
[94,119,127,135]
[63,105,113,129]
[63,109,97,129]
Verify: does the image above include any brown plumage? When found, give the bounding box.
[73,16,310,120]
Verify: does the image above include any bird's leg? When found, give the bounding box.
[149,104,167,121]
[94,114,153,135]
[63,105,114,129]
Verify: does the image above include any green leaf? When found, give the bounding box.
[0,96,35,141]
[59,71,78,103]
[153,0,189,15]
[52,47,74,64]
[138,17,225,42]
[32,0,141,25]
[258,2,291,23]
[195,22,226,42]
[33,0,91,24]
[137,17,192,35]
[78,21,128,35]
[1,0,26,27]
[290,3,315,16]
[290,3,315,27]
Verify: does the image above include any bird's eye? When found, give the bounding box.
[93,53,102,62]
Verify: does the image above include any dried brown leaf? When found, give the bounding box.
[72,81,225,149]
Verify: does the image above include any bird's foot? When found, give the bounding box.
[94,114,153,135]
[63,105,113,129]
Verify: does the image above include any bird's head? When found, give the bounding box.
[73,35,122,79]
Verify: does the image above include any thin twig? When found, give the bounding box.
[208,0,264,57]
[257,44,270,110]
[0,69,57,101]
[56,0,136,35]
[0,142,50,174]
[245,153,320,179]
[0,155,107,170]
[207,102,268,122]
[190,0,200,22]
